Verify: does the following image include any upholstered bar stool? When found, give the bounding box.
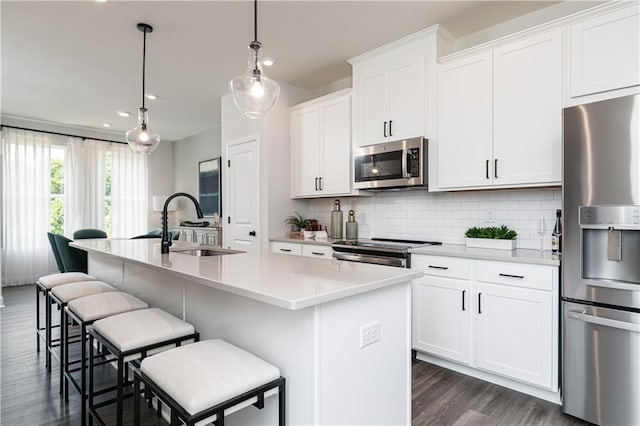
[64,292,148,424]
[134,339,285,426]
[88,308,198,426]
[49,281,115,394]
[36,272,95,366]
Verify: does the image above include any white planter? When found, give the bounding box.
[466,238,516,250]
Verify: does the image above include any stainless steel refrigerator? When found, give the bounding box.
[562,93,640,425]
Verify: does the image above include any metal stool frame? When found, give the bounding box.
[88,327,199,426]
[133,369,285,426]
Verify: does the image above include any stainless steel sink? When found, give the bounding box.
[170,246,245,256]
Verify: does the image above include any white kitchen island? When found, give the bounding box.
[71,239,420,426]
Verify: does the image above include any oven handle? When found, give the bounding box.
[568,310,640,333]
[332,252,406,268]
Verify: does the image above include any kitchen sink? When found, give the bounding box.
[170,247,245,256]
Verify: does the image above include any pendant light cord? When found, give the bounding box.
[142,27,147,110]
[253,0,258,43]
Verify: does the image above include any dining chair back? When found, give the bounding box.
[73,228,107,239]
[47,232,66,273]
[52,234,88,273]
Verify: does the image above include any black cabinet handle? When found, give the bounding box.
[428,265,449,270]
[389,120,393,137]
[499,273,525,279]
[319,177,323,191]
[494,159,498,178]
[486,160,490,179]
[315,177,319,191]
[280,248,292,252]
[478,292,482,314]
[462,290,466,311]
[383,121,387,137]
[311,252,325,256]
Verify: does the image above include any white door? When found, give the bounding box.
[412,276,471,364]
[225,137,260,253]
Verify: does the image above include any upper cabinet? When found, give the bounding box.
[290,89,354,198]
[437,30,562,190]
[568,3,640,101]
[350,27,453,148]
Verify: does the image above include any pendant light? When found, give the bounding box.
[126,23,161,154]
[229,0,280,119]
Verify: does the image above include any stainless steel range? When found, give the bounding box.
[332,238,442,268]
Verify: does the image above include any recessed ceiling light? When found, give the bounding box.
[117,111,131,117]
[262,58,275,67]
[96,0,108,2]
[102,123,111,128]
[145,93,157,100]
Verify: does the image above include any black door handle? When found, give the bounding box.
[462,290,466,311]
[319,177,323,191]
[389,120,393,137]
[383,121,387,137]
[486,160,490,179]
[494,159,498,179]
[315,177,318,191]
[249,231,256,236]
[478,292,482,314]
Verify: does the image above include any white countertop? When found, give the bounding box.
[410,244,560,266]
[71,239,421,311]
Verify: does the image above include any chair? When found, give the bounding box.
[52,234,88,273]
[73,228,107,239]
[47,232,66,273]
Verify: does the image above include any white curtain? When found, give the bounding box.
[1,128,53,285]
[64,138,106,236]
[110,143,147,238]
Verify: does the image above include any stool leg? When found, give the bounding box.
[133,373,141,426]
[279,378,286,426]
[63,309,69,401]
[36,286,41,352]
[116,356,124,426]
[46,292,52,371]
[59,304,66,395]
[80,322,87,426]
[88,334,95,426]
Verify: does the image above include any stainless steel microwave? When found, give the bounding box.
[353,137,427,189]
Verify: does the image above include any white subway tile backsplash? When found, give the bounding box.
[306,188,561,251]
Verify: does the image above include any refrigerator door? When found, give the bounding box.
[563,301,640,425]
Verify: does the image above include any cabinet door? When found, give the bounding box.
[388,53,424,141]
[412,276,471,365]
[475,282,553,389]
[318,96,351,195]
[195,230,207,245]
[290,106,321,197]
[183,229,195,243]
[357,61,389,146]
[438,52,493,189]
[493,31,561,186]
[570,5,640,97]
[205,231,218,247]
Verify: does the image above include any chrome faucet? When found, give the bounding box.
[161,192,204,254]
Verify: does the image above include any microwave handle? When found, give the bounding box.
[402,148,408,178]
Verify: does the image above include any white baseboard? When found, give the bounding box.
[415,352,561,405]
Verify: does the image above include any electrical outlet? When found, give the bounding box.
[360,321,381,348]
[485,208,496,223]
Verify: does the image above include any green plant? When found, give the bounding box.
[465,225,517,240]
[284,212,311,230]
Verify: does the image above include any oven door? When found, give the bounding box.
[333,252,407,268]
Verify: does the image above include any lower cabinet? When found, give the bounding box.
[412,254,558,393]
[270,241,333,259]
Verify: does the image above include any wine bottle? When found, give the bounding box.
[551,209,562,254]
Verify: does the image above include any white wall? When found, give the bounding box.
[171,127,221,224]
[308,188,561,251]
[146,140,175,230]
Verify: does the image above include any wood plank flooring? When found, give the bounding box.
[2,284,590,425]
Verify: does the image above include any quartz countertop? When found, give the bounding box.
[410,244,560,266]
[71,239,420,310]
[269,236,340,246]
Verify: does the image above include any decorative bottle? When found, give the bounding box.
[345,210,358,240]
[551,209,562,254]
[330,200,343,239]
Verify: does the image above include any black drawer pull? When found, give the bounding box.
[311,252,325,256]
[478,292,482,314]
[462,290,466,311]
[428,265,449,270]
[383,121,388,137]
[499,273,525,279]
[279,248,292,252]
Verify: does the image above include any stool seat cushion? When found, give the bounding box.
[140,339,280,415]
[37,272,95,289]
[93,308,195,352]
[51,281,114,303]
[67,292,149,322]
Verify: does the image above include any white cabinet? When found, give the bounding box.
[355,50,425,146]
[569,3,640,99]
[301,244,333,259]
[437,30,562,190]
[270,241,333,259]
[412,254,558,393]
[176,227,222,247]
[290,90,353,198]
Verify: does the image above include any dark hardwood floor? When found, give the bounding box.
[2,284,589,426]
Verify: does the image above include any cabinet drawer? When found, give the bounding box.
[271,242,302,256]
[302,244,333,259]
[476,261,554,291]
[411,255,472,280]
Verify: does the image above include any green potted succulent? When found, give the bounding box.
[284,212,311,232]
[464,225,517,250]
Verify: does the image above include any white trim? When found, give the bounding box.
[0,296,5,308]
[289,88,352,112]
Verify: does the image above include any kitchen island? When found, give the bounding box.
[71,239,420,425]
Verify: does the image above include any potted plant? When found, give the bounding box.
[285,212,311,234]
[465,225,517,250]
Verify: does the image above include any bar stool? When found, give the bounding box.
[36,272,95,366]
[134,339,285,426]
[49,281,115,394]
[88,308,199,426]
[64,292,148,424]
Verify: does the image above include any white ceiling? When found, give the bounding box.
[2,0,575,142]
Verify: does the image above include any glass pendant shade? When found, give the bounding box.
[126,108,161,154]
[230,45,280,119]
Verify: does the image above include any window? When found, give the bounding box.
[50,146,65,234]
[104,151,112,236]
